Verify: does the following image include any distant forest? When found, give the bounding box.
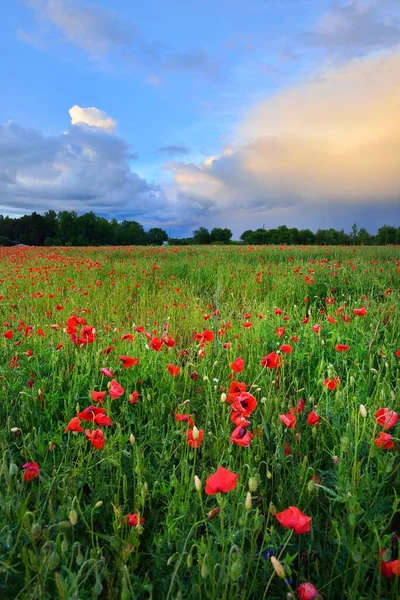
[0,210,399,246]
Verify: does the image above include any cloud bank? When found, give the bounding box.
[170,49,400,232]
[0,107,166,222]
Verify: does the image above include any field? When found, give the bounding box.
[0,244,399,600]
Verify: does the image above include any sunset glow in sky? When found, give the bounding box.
[1,0,399,236]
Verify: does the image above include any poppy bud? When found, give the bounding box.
[230,559,242,581]
[11,427,21,434]
[94,501,103,509]
[31,523,42,539]
[203,375,209,381]
[261,397,267,404]
[9,462,18,476]
[192,426,200,441]
[194,475,202,493]
[207,507,220,519]
[248,477,258,492]
[201,559,208,579]
[187,553,193,568]
[129,434,136,445]
[359,404,367,418]
[270,556,285,578]
[61,537,68,553]
[267,471,272,479]
[69,510,78,525]
[220,392,227,403]
[269,502,276,515]
[245,492,252,511]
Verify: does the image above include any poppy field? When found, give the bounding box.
[0,244,399,600]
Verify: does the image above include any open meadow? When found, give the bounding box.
[0,244,399,600]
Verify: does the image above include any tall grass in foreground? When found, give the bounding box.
[0,245,399,599]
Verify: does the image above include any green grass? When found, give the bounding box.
[0,244,399,599]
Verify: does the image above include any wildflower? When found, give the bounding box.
[280,344,292,354]
[194,475,202,492]
[129,391,139,403]
[232,392,257,417]
[91,390,106,403]
[359,404,367,418]
[230,356,245,373]
[280,413,296,429]
[187,427,204,448]
[312,324,321,334]
[307,411,320,426]
[323,376,340,390]
[85,429,105,450]
[275,506,312,534]
[261,352,282,369]
[205,466,238,495]
[374,432,395,450]
[65,417,83,432]
[275,327,286,338]
[109,379,124,399]
[335,344,350,352]
[119,355,140,368]
[100,367,113,377]
[375,408,398,430]
[23,462,40,481]
[297,582,320,599]
[78,406,106,422]
[175,413,195,427]
[353,306,367,316]
[230,426,253,447]
[126,513,145,527]
[167,364,181,376]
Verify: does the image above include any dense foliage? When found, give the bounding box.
[1,211,399,246]
[0,244,399,600]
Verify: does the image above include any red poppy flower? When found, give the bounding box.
[230,411,251,427]
[129,391,139,403]
[275,327,285,338]
[280,344,292,354]
[307,411,320,426]
[297,398,305,413]
[126,513,145,527]
[231,356,245,373]
[280,413,296,428]
[78,406,106,421]
[230,426,253,447]
[187,427,204,448]
[274,307,283,315]
[275,506,312,534]
[232,392,257,417]
[94,414,113,427]
[380,549,400,577]
[323,376,340,390]
[23,462,40,481]
[121,333,134,342]
[312,324,321,334]
[3,330,13,339]
[284,442,291,456]
[65,417,83,432]
[149,337,163,351]
[374,432,395,450]
[119,355,140,368]
[396,349,400,359]
[193,329,214,344]
[297,583,320,599]
[175,413,195,427]
[167,364,181,376]
[375,408,398,430]
[328,315,337,324]
[109,379,124,399]
[91,390,106,403]
[335,344,350,352]
[353,306,367,316]
[102,346,115,355]
[205,466,238,495]
[302,317,310,324]
[85,429,105,449]
[261,352,282,369]
[100,367,113,377]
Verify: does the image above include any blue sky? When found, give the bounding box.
[1,0,399,237]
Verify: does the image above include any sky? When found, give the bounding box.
[1,0,399,238]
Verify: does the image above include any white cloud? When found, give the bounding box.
[69,105,116,132]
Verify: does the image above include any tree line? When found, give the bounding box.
[0,211,399,246]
